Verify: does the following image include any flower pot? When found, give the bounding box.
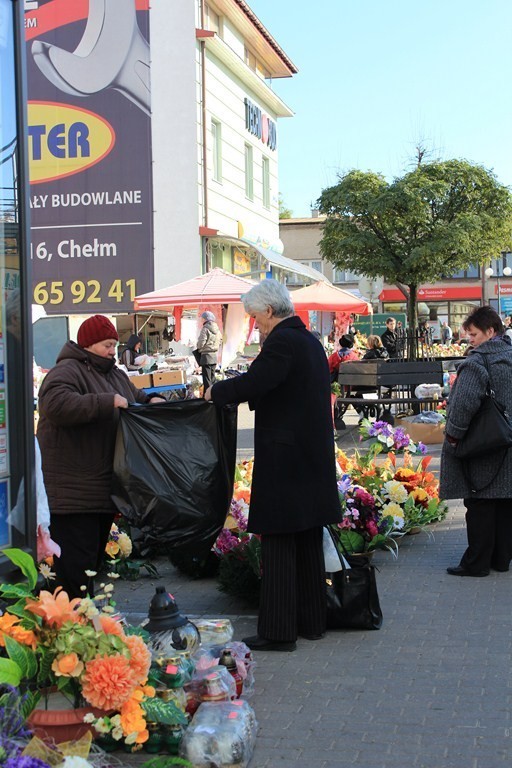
[28,693,106,743]
[348,550,375,562]
[406,526,422,535]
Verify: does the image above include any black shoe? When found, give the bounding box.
[446,565,489,577]
[491,565,510,572]
[299,632,325,641]
[242,634,296,652]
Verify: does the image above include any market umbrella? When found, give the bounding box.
[133,268,257,342]
[133,267,256,311]
[290,281,372,314]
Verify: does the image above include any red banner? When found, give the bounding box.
[380,286,482,301]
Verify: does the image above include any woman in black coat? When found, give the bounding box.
[205,280,341,652]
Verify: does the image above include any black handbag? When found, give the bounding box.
[325,527,383,631]
[454,356,512,460]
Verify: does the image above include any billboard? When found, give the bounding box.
[25,0,153,314]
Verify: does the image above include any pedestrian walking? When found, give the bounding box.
[205,280,341,651]
[440,306,512,576]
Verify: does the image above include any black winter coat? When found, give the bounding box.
[210,316,341,534]
[37,341,150,515]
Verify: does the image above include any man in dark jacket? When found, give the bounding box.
[380,317,398,357]
[205,280,341,652]
[37,315,164,597]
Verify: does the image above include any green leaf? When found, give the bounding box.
[2,548,38,590]
[4,634,37,679]
[0,583,33,600]
[20,689,41,719]
[37,647,54,686]
[0,657,22,686]
[142,697,188,726]
[337,529,365,554]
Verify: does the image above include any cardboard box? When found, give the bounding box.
[130,373,153,389]
[399,417,445,444]
[153,370,186,386]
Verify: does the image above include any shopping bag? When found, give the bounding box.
[325,526,383,630]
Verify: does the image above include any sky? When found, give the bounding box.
[248,0,512,218]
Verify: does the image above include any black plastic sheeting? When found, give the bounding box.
[112,400,237,559]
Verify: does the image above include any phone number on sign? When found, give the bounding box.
[33,278,137,305]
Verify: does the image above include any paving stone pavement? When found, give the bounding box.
[112,405,512,767]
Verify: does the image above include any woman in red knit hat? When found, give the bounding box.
[37,315,165,598]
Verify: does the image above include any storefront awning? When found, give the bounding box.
[380,285,482,301]
[214,234,331,284]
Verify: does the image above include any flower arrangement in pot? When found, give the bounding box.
[0,548,179,749]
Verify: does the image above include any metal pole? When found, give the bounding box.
[498,275,501,315]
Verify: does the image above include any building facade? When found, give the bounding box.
[151,0,324,288]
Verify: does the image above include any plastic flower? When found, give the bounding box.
[99,615,125,638]
[81,654,138,710]
[0,613,37,649]
[124,634,151,682]
[51,652,84,678]
[120,694,149,744]
[410,487,429,506]
[117,532,133,558]
[61,758,94,768]
[4,757,51,768]
[38,562,56,581]
[381,502,405,529]
[105,541,120,558]
[25,587,81,629]
[382,480,408,504]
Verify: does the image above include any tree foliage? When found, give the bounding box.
[278,193,293,219]
[317,160,512,327]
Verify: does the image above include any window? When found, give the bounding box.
[262,156,270,209]
[333,268,360,283]
[244,47,271,79]
[211,119,222,182]
[447,264,480,279]
[244,144,253,200]
[204,4,220,33]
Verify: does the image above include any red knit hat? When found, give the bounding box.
[77,315,119,348]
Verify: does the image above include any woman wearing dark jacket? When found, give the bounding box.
[205,280,341,652]
[120,333,142,371]
[37,315,164,597]
[440,306,512,577]
[362,335,389,361]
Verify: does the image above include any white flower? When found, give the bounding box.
[393,515,405,530]
[125,732,138,745]
[82,713,95,724]
[112,725,124,741]
[93,719,110,734]
[104,584,114,593]
[102,605,115,614]
[382,480,408,504]
[84,570,97,577]
[107,572,121,579]
[61,757,95,767]
[38,562,56,580]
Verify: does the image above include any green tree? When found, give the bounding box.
[318,159,512,333]
[278,194,293,219]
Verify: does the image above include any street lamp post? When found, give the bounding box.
[484,266,512,314]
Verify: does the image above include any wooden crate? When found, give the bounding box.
[153,370,185,386]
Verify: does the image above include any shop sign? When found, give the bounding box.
[244,97,277,151]
[25,0,153,313]
[380,286,482,301]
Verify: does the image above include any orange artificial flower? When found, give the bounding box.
[105,541,120,558]
[421,456,432,471]
[233,485,251,504]
[99,615,126,638]
[25,587,81,629]
[52,652,84,677]
[82,653,138,710]
[336,451,350,471]
[387,452,396,467]
[124,634,152,682]
[120,694,148,743]
[0,612,36,649]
